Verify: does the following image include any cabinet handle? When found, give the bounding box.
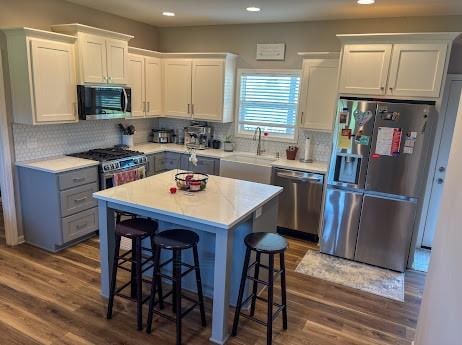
[76,222,88,230]
[380,86,385,90]
[143,101,146,113]
[74,196,88,203]
[300,111,304,125]
[108,76,112,82]
[73,102,77,115]
[188,104,190,114]
[191,104,194,115]
[148,102,150,113]
[72,177,85,183]
[389,87,393,91]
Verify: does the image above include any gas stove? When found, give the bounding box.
[68,146,147,173]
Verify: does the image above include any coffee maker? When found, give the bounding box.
[184,124,212,150]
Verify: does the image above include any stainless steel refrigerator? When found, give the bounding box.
[320,98,436,272]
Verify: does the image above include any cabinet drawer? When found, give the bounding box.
[60,182,98,217]
[58,167,98,190]
[61,207,98,244]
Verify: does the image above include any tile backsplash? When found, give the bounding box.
[158,118,333,162]
[13,118,159,161]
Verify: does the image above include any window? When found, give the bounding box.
[236,69,301,141]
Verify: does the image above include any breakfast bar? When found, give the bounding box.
[93,170,282,344]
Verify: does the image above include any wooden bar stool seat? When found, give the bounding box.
[146,229,206,345]
[232,232,289,345]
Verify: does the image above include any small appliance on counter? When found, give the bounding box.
[184,123,212,150]
[152,129,174,144]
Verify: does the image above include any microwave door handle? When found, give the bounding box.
[122,88,128,114]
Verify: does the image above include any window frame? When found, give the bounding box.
[234,68,301,143]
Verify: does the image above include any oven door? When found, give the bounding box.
[77,85,131,120]
[101,165,146,190]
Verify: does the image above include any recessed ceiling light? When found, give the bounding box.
[162,11,175,16]
[357,0,375,4]
[246,6,261,12]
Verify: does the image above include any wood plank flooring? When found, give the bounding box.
[0,211,425,345]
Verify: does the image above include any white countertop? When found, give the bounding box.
[133,143,329,174]
[93,170,283,229]
[15,156,99,173]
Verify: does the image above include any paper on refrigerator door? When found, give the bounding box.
[375,127,402,156]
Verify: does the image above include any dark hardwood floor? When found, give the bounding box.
[0,214,425,345]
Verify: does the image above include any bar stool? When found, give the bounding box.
[106,218,160,330]
[146,229,206,345]
[232,232,288,345]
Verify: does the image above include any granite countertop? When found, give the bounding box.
[15,156,99,173]
[93,170,283,229]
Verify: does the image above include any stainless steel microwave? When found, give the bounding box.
[77,85,131,120]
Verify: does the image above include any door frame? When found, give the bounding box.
[416,74,462,249]
[0,48,20,245]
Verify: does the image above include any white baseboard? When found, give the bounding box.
[17,235,24,244]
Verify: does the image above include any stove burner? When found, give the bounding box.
[69,146,144,162]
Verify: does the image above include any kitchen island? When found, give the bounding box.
[93,170,282,344]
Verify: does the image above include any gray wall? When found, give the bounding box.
[158,15,462,72]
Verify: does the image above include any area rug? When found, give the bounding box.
[295,250,405,302]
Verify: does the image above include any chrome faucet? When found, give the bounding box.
[253,127,263,155]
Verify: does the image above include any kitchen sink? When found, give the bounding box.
[219,153,277,184]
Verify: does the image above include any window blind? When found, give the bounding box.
[237,71,300,139]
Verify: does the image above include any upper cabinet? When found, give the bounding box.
[4,28,78,125]
[337,33,460,99]
[162,54,237,122]
[127,48,162,118]
[298,54,339,131]
[52,24,133,85]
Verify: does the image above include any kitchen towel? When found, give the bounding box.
[112,166,146,186]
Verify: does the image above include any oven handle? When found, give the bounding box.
[122,88,128,114]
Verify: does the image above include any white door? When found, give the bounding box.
[422,77,462,247]
[387,43,448,98]
[299,59,339,131]
[29,39,77,123]
[338,44,392,95]
[106,38,128,85]
[79,33,107,84]
[191,59,224,121]
[145,57,162,116]
[127,54,145,117]
[163,59,192,118]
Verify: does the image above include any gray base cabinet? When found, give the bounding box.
[18,166,99,252]
[146,152,220,176]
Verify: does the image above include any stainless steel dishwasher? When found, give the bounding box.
[273,168,324,237]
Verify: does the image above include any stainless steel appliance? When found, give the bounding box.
[77,85,131,120]
[152,129,173,144]
[320,98,436,272]
[273,168,324,238]
[184,124,212,150]
[68,146,147,189]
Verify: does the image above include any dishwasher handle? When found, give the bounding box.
[276,170,324,184]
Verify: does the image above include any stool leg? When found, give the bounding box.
[231,247,251,336]
[267,254,274,345]
[250,252,261,317]
[106,235,121,319]
[193,244,206,327]
[130,237,137,299]
[151,236,164,310]
[146,244,161,334]
[280,252,288,330]
[135,237,143,331]
[172,250,178,314]
[174,249,182,345]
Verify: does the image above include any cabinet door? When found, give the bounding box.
[163,59,192,118]
[192,59,224,121]
[338,44,392,95]
[127,54,145,117]
[29,39,77,123]
[387,43,448,98]
[299,59,338,131]
[79,33,107,84]
[106,38,128,85]
[145,57,162,116]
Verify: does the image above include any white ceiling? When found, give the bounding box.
[65,0,462,27]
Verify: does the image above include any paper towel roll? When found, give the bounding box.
[304,137,312,162]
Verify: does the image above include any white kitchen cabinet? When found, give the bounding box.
[163,59,193,118]
[299,57,339,131]
[387,43,447,98]
[337,33,458,99]
[127,49,162,118]
[52,24,132,85]
[338,44,391,96]
[4,28,78,125]
[162,54,236,122]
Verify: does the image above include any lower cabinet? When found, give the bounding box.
[18,166,99,252]
[146,151,220,176]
